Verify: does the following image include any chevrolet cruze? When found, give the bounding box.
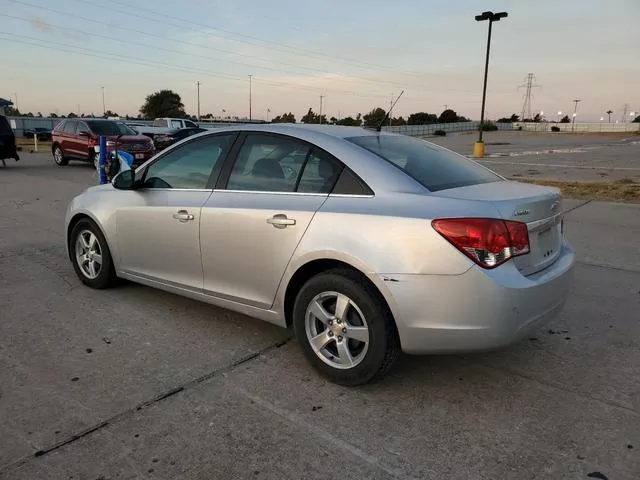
[65,124,575,385]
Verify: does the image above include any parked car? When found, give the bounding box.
[0,114,20,165]
[153,127,207,151]
[64,124,574,385]
[23,127,52,141]
[132,118,200,138]
[52,119,155,168]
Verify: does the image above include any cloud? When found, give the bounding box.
[28,17,53,34]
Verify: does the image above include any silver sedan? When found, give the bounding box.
[65,124,575,385]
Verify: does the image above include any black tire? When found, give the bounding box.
[68,218,117,289]
[292,268,401,386]
[53,144,69,166]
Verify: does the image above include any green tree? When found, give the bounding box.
[4,106,20,116]
[139,90,186,119]
[49,113,58,118]
[391,116,406,126]
[560,115,571,123]
[336,116,362,126]
[363,107,387,127]
[67,112,78,118]
[497,114,520,123]
[438,109,460,123]
[271,112,296,123]
[301,108,326,124]
[407,112,438,125]
[104,110,119,118]
[533,113,542,123]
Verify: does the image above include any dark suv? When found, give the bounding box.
[0,114,20,165]
[51,119,155,167]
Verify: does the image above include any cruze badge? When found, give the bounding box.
[513,208,530,217]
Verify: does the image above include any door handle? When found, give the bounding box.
[267,214,296,229]
[173,210,195,222]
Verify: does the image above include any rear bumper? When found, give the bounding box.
[381,239,575,354]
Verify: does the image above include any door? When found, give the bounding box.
[60,120,77,156]
[72,121,91,159]
[116,133,236,289]
[201,133,343,308]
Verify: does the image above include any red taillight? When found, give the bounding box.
[432,218,530,269]
[88,137,97,147]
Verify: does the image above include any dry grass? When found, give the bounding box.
[514,178,640,203]
[16,137,52,147]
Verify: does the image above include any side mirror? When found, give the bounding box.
[78,131,89,137]
[112,169,136,190]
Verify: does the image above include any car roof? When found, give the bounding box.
[204,123,388,140]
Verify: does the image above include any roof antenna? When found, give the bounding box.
[376,90,404,132]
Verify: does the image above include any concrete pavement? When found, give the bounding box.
[0,152,638,479]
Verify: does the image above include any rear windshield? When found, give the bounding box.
[346,135,500,191]
[87,121,137,136]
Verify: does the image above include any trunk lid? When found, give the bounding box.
[431,180,564,275]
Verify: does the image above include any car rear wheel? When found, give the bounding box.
[293,269,401,386]
[69,218,117,289]
[53,145,68,166]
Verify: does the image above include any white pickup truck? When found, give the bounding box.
[128,118,200,138]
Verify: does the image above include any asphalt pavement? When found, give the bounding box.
[429,131,640,183]
[0,151,638,480]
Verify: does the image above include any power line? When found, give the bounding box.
[0,10,418,92]
[78,0,427,77]
[0,33,415,101]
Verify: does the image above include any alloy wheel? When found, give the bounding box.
[304,291,370,369]
[74,229,103,280]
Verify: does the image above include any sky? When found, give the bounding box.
[1,0,639,122]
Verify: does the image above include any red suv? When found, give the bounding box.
[52,119,155,168]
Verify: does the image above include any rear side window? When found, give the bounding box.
[346,135,500,192]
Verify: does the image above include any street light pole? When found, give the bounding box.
[196,81,201,122]
[248,75,252,121]
[101,86,106,117]
[571,99,581,133]
[473,10,507,158]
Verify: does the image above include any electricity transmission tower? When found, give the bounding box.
[518,73,539,121]
[621,103,629,122]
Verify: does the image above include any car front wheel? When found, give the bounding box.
[69,218,117,289]
[53,145,69,166]
[293,269,401,386]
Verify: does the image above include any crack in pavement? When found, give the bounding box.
[0,336,294,476]
[576,260,640,274]
[563,199,593,214]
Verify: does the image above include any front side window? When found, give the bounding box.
[143,134,232,189]
[184,121,197,128]
[76,122,90,135]
[62,121,77,134]
[226,134,312,192]
[346,135,500,192]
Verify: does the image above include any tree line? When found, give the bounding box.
[273,107,470,126]
[8,89,640,124]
